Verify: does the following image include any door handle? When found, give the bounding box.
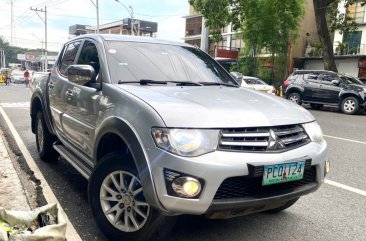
[48,82,54,89]
[65,89,74,100]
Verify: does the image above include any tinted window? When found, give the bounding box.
[59,41,81,76]
[245,78,267,85]
[105,41,236,85]
[303,73,320,81]
[78,41,100,75]
[321,74,337,83]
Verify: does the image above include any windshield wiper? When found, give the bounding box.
[198,82,239,88]
[118,79,203,86]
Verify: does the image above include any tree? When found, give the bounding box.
[189,0,305,85]
[313,0,366,72]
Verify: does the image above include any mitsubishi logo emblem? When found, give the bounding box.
[267,129,285,150]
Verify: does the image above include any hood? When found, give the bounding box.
[117,85,315,128]
[347,83,366,90]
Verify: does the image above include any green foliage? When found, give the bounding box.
[0,36,29,66]
[327,0,366,34]
[0,36,56,67]
[189,0,305,85]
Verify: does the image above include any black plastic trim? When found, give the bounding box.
[207,182,319,212]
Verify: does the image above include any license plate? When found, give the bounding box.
[262,161,305,186]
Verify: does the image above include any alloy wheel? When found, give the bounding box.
[343,99,356,113]
[100,170,150,232]
[289,95,299,103]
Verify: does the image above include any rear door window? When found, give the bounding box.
[303,73,321,83]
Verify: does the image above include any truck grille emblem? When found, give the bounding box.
[267,129,285,150]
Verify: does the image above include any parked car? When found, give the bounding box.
[285,70,366,114]
[10,69,25,84]
[31,35,328,241]
[230,72,255,90]
[243,76,276,94]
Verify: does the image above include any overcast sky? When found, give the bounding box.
[0,0,188,52]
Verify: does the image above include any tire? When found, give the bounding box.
[310,103,323,110]
[288,92,302,105]
[35,111,58,161]
[265,198,299,213]
[341,97,359,115]
[88,153,167,241]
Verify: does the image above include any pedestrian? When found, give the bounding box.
[4,69,11,85]
[24,69,30,88]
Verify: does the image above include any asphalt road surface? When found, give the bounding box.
[1,83,365,241]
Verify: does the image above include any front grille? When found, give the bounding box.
[214,166,317,200]
[218,124,310,152]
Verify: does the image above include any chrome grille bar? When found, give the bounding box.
[218,124,310,152]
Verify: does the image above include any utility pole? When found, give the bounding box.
[0,48,3,67]
[129,6,134,36]
[89,0,99,33]
[96,0,99,33]
[32,34,44,71]
[30,6,47,71]
[114,1,135,36]
[0,48,5,68]
[11,0,14,46]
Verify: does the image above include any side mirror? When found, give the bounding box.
[67,65,96,86]
[331,79,340,85]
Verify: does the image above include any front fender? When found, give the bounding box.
[339,90,364,103]
[93,117,165,212]
[285,85,304,97]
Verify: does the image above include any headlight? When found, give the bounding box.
[302,122,324,144]
[151,128,219,157]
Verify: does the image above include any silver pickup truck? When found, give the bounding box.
[30,34,329,241]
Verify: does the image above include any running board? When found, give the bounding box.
[53,144,93,179]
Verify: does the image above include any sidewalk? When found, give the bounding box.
[0,130,30,211]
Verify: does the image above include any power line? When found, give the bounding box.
[1,35,63,44]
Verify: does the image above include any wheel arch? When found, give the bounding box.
[30,92,54,135]
[285,86,303,98]
[93,117,165,211]
[339,92,362,107]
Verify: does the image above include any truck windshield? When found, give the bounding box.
[339,74,363,85]
[105,41,237,85]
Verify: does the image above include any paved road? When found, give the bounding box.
[0,83,365,241]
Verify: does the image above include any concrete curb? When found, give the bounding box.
[0,130,30,211]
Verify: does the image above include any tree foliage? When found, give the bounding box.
[189,0,305,85]
[0,36,56,67]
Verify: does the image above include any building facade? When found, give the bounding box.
[294,0,366,78]
[69,18,158,38]
[183,6,242,59]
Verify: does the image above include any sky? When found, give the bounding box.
[0,0,188,52]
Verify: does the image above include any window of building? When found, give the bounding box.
[348,1,365,24]
[186,16,202,36]
[343,31,362,52]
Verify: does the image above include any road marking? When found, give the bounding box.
[0,107,82,241]
[324,135,366,145]
[0,102,30,108]
[325,179,366,197]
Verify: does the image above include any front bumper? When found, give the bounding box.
[148,141,327,215]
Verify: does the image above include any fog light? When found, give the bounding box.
[325,160,330,175]
[172,177,201,197]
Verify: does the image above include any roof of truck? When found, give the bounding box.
[71,34,193,47]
